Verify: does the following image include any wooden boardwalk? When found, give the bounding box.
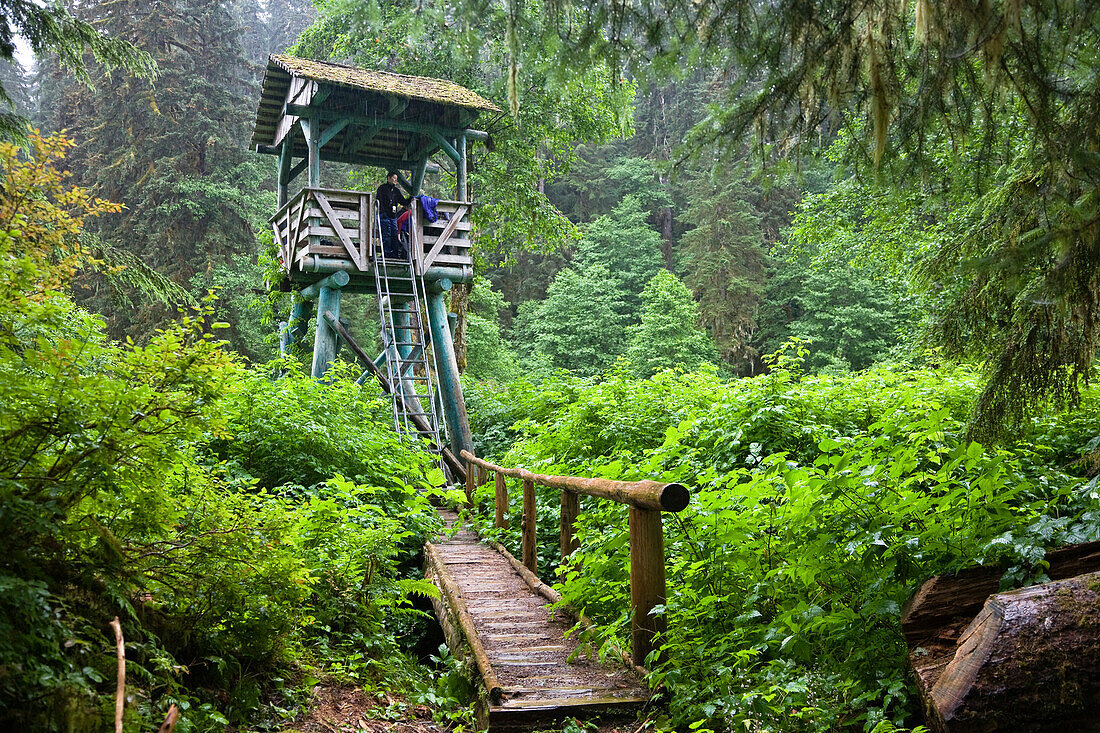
[426,511,650,731]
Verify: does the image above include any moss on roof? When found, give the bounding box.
[270,54,501,113]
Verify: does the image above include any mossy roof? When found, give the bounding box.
[269,54,500,113]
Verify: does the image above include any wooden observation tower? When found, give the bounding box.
[250,55,499,469]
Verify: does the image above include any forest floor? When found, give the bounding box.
[280,685,444,733]
[281,684,647,733]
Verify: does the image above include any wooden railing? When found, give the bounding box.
[271,189,474,278]
[271,187,372,274]
[410,199,473,275]
[460,450,690,666]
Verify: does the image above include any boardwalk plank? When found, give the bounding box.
[427,510,650,730]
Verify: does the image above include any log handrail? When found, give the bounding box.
[459,449,689,667]
[460,452,688,512]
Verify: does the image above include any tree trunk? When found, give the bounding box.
[903,541,1100,732]
[658,199,673,269]
[923,571,1100,732]
[450,281,469,374]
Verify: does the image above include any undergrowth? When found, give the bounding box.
[463,352,1100,732]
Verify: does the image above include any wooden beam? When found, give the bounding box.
[522,477,537,574]
[456,134,467,200]
[410,158,429,196]
[313,190,365,269]
[313,83,332,106]
[283,105,471,139]
[421,204,468,269]
[277,138,291,207]
[319,117,352,148]
[288,157,308,183]
[396,171,415,195]
[300,117,321,187]
[495,472,509,529]
[560,489,580,566]
[429,130,462,163]
[460,452,690,513]
[300,270,349,300]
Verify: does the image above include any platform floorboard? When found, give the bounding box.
[429,511,650,730]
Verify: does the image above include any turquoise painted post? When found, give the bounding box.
[278,320,290,357]
[391,301,417,405]
[411,158,428,196]
[426,281,473,458]
[288,296,313,350]
[277,137,292,207]
[456,134,467,200]
[306,115,321,187]
[311,284,341,379]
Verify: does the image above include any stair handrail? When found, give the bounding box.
[459,449,689,667]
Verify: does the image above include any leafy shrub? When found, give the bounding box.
[465,359,1100,732]
[0,131,446,730]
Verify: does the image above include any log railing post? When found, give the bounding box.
[628,506,667,667]
[522,476,537,573]
[560,490,580,567]
[459,449,689,669]
[465,459,476,503]
[494,472,508,529]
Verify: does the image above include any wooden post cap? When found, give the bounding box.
[658,483,689,512]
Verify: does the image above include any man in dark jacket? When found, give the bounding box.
[376,171,409,259]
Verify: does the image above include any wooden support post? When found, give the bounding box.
[288,295,312,350]
[522,477,536,574]
[456,134,467,201]
[311,283,341,379]
[466,459,476,503]
[494,472,508,529]
[560,489,580,567]
[628,506,666,667]
[277,137,291,208]
[300,270,350,300]
[411,158,428,196]
[305,115,321,187]
[278,320,290,358]
[426,283,474,459]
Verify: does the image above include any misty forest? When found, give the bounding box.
[2,0,1100,731]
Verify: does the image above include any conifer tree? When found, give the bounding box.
[517,265,627,376]
[41,0,270,354]
[573,196,665,321]
[0,0,154,137]
[678,178,768,373]
[626,270,716,377]
[0,59,31,123]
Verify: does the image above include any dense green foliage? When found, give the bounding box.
[0,135,447,731]
[9,0,1100,730]
[466,359,1100,731]
[626,270,716,377]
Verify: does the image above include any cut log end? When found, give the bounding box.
[917,570,1100,732]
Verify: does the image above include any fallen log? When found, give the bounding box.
[925,571,1100,731]
[903,540,1100,732]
